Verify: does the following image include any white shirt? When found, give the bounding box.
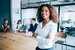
[34,20,57,49]
[33,22,36,26]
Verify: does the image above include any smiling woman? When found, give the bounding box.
[32,4,58,50]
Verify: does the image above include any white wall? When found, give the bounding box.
[22,8,37,24]
[11,0,21,31]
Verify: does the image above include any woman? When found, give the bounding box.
[32,4,58,50]
[15,20,22,32]
[16,20,22,29]
[2,19,11,32]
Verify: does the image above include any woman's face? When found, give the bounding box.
[31,20,35,24]
[4,20,8,24]
[41,6,50,20]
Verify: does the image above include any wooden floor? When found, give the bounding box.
[0,32,38,50]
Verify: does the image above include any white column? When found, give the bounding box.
[11,0,21,31]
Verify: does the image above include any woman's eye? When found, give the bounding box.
[41,10,48,12]
[45,10,48,12]
[41,10,44,12]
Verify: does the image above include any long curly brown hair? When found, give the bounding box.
[37,4,53,22]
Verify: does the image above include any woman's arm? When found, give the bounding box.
[7,25,11,30]
[32,23,57,43]
[2,25,8,32]
[2,25,5,32]
[32,32,56,43]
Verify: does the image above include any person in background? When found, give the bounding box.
[32,4,58,50]
[19,20,27,32]
[2,19,11,32]
[16,20,22,32]
[28,18,38,33]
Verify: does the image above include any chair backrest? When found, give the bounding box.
[53,32,67,42]
[57,32,67,38]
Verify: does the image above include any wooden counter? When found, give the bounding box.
[0,32,38,50]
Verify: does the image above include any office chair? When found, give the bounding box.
[54,32,67,50]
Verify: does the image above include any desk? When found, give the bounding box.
[0,32,38,50]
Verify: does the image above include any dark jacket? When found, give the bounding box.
[28,23,38,33]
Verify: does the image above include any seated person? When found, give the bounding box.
[2,19,11,32]
[28,18,38,33]
[19,20,27,32]
[15,20,22,32]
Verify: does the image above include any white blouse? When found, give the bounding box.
[34,20,57,49]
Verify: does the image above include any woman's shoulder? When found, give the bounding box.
[2,24,5,27]
[38,22,42,25]
[50,20,57,25]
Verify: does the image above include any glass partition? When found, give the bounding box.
[59,5,75,37]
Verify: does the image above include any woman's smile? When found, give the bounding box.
[41,6,50,19]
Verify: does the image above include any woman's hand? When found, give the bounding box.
[46,34,50,39]
[7,25,10,28]
[50,5,58,23]
[32,34,38,38]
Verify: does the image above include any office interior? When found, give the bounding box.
[0,0,75,50]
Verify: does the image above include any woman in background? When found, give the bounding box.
[16,20,22,30]
[32,4,58,50]
[15,20,22,32]
[2,19,11,32]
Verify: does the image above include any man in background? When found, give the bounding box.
[28,18,38,33]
